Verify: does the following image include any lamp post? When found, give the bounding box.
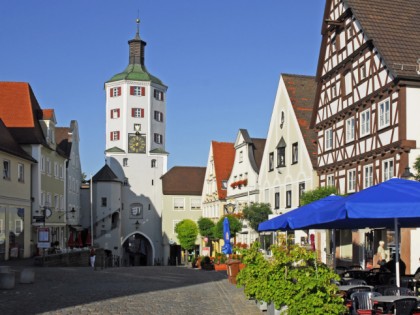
[401,166,414,180]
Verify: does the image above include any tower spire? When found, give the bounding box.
[135,16,140,40]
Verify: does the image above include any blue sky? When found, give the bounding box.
[0,1,324,176]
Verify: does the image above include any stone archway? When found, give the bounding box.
[121,232,154,266]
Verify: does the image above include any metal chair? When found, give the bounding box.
[383,287,415,296]
[350,291,382,315]
[392,297,418,315]
[349,265,363,270]
[374,284,397,295]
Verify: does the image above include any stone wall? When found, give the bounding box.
[34,249,106,267]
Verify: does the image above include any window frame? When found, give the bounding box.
[286,188,292,209]
[292,142,298,164]
[378,98,391,130]
[346,117,355,143]
[363,164,373,189]
[325,128,333,151]
[347,169,356,193]
[3,159,10,180]
[274,192,280,210]
[17,163,24,183]
[383,158,394,181]
[360,109,371,137]
[173,197,185,211]
[269,152,274,171]
[154,133,163,144]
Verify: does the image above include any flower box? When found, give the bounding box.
[214,263,228,271]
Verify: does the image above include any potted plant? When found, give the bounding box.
[214,253,227,271]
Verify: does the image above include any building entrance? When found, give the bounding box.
[122,233,153,266]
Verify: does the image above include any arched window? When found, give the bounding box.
[151,159,157,168]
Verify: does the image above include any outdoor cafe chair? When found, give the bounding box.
[349,265,364,271]
[345,286,374,309]
[350,291,382,315]
[383,287,415,296]
[392,297,418,315]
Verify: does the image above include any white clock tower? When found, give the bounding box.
[100,19,168,265]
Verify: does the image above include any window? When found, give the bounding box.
[364,164,373,188]
[154,111,164,122]
[269,152,274,171]
[132,108,144,118]
[151,159,156,168]
[130,86,145,96]
[277,137,286,167]
[53,194,58,210]
[292,143,298,164]
[54,162,59,178]
[286,186,292,208]
[154,89,164,101]
[110,131,120,141]
[59,165,64,179]
[383,159,394,181]
[101,197,107,207]
[299,182,305,206]
[274,192,280,209]
[344,71,352,95]
[325,128,333,150]
[344,117,354,142]
[110,87,121,97]
[191,198,201,210]
[123,158,128,167]
[46,158,51,175]
[239,151,243,163]
[331,84,337,98]
[327,174,335,187]
[17,163,24,182]
[3,160,10,180]
[378,99,390,129]
[173,198,185,210]
[41,156,45,173]
[347,169,356,193]
[60,195,64,210]
[360,64,367,80]
[111,109,120,119]
[360,109,371,137]
[154,133,163,144]
[15,220,22,234]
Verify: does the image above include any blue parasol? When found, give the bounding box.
[221,217,232,254]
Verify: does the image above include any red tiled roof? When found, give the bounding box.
[282,74,318,168]
[212,141,235,200]
[0,82,36,127]
[0,119,36,163]
[42,109,54,120]
[161,166,206,195]
[0,82,46,145]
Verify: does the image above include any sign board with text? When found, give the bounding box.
[37,227,50,248]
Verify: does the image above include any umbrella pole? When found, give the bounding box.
[331,229,336,270]
[394,218,400,287]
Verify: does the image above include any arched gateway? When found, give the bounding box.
[121,232,154,266]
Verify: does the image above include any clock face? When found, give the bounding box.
[128,134,146,153]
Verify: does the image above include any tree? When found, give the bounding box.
[197,217,215,244]
[175,219,198,263]
[213,215,243,244]
[413,156,420,181]
[243,202,272,232]
[299,186,338,206]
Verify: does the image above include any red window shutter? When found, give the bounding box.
[117,131,120,140]
[130,86,134,95]
[110,89,113,97]
[110,132,112,140]
[118,87,121,96]
[131,108,135,117]
[110,110,112,118]
[141,87,145,96]
[117,109,120,117]
[141,108,144,118]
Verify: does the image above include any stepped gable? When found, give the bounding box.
[282,74,317,168]
[161,166,206,195]
[55,127,72,158]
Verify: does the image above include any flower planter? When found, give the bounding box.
[239,263,245,270]
[214,263,227,271]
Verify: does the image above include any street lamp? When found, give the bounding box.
[401,166,415,180]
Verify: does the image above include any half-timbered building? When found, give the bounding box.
[312,0,420,272]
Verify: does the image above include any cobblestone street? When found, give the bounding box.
[0,263,261,315]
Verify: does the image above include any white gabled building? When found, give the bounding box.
[92,20,168,265]
[225,129,265,245]
[258,74,320,256]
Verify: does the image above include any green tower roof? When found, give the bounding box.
[107,63,164,86]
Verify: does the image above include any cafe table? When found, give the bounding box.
[338,285,374,292]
